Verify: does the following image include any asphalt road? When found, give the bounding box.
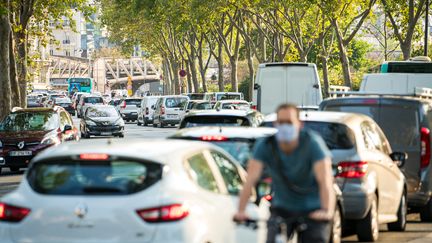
[0,119,431,242]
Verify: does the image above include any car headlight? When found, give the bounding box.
[41,135,60,145]
[86,120,97,126]
[115,119,124,126]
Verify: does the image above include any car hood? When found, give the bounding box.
[0,130,51,142]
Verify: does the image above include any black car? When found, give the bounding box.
[26,96,42,108]
[80,105,125,138]
[320,95,432,222]
[54,97,75,116]
[179,110,264,129]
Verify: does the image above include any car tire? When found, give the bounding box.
[159,122,164,128]
[119,133,124,138]
[388,191,407,231]
[356,194,379,242]
[137,118,142,126]
[153,122,157,128]
[420,198,432,222]
[330,204,342,243]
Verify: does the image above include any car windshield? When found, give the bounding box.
[222,103,250,110]
[325,104,419,148]
[84,97,104,104]
[55,98,71,104]
[211,141,252,167]
[189,94,204,100]
[187,102,196,110]
[0,112,58,131]
[86,107,119,118]
[27,97,38,102]
[125,99,141,106]
[194,102,212,110]
[27,160,163,195]
[217,94,241,100]
[303,121,355,150]
[182,116,250,128]
[165,97,188,108]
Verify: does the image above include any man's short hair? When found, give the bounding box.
[276,103,299,119]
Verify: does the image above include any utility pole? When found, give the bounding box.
[425,0,430,56]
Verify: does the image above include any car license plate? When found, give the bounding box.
[101,132,112,136]
[168,114,177,118]
[9,151,32,156]
[131,112,137,115]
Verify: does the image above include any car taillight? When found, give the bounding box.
[201,135,228,141]
[251,105,257,110]
[336,161,368,178]
[136,204,189,223]
[263,195,273,202]
[0,203,31,222]
[145,107,149,115]
[121,101,126,109]
[79,153,110,160]
[421,127,431,169]
[161,106,165,115]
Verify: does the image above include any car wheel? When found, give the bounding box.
[388,191,407,231]
[331,204,342,243]
[420,198,432,222]
[9,167,20,172]
[159,122,164,128]
[356,194,379,242]
[137,118,142,126]
[119,133,124,138]
[153,122,157,128]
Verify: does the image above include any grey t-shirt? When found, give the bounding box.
[253,129,331,212]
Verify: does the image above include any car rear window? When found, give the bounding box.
[194,103,212,110]
[165,98,188,108]
[189,94,204,100]
[303,121,355,150]
[217,94,241,100]
[27,160,163,195]
[181,116,250,128]
[84,97,104,104]
[125,99,142,105]
[325,104,420,148]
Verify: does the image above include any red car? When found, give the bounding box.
[0,107,79,174]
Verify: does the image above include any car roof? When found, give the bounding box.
[172,126,277,139]
[264,111,371,126]
[32,139,216,165]
[322,95,432,105]
[185,109,255,117]
[12,107,56,113]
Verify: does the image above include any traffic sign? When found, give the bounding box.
[179,69,187,78]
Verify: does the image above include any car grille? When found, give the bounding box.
[89,125,121,132]
[3,141,40,149]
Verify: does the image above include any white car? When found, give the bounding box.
[214,100,251,110]
[0,139,269,243]
[77,95,105,118]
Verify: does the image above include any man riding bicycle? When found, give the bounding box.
[234,104,335,243]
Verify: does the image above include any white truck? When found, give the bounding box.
[360,73,432,94]
[252,63,322,114]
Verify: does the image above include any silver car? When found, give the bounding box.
[117,98,142,123]
[77,95,104,118]
[301,111,407,242]
[153,95,189,128]
[137,96,160,126]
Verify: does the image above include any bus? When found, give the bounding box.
[68,77,93,96]
[378,56,432,73]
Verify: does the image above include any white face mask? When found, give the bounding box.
[275,124,299,143]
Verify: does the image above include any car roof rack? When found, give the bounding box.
[328,85,432,100]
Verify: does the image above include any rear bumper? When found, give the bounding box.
[0,145,52,168]
[341,183,374,220]
[160,117,180,124]
[408,191,431,208]
[121,113,138,120]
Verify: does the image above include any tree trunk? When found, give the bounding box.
[185,60,192,93]
[197,50,208,92]
[170,59,180,95]
[9,32,20,107]
[15,31,27,107]
[245,44,254,101]
[0,10,12,120]
[333,20,352,88]
[321,56,330,98]
[230,57,238,92]
[401,41,412,60]
[190,58,199,92]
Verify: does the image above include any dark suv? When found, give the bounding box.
[320,96,432,221]
[0,107,79,174]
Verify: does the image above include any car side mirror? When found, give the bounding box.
[390,152,408,167]
[63,124,73,133]
[254,83,260,90]
[256,178,272,203]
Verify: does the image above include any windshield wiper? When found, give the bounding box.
[82,186,123,193]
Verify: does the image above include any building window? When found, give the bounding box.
[65,51,70,56]
[50,49,54,56]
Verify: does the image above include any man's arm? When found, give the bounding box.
[234,159,264,221]
[309,157,335,221]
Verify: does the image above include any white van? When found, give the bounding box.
[153,95,190,128]
[137,96,160,126]
[360,73,432,94]
[253,63,322,114]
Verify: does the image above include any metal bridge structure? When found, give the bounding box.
[45,56,162,94]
